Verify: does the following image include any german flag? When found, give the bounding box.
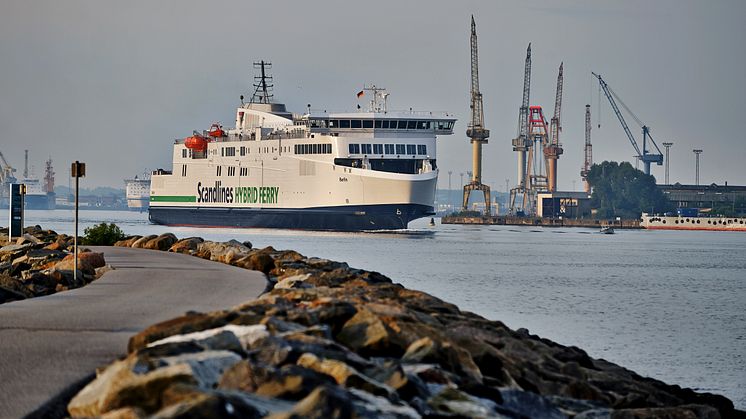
[356,90,364,98]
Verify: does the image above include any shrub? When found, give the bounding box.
[82,223,125,246]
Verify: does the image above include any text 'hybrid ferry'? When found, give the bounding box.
[149,61,456,231]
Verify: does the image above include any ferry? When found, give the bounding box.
[125,174,150,212]
[641,213,746,232]
[149,62,456,231]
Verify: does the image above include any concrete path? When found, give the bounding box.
[0,246,267,418]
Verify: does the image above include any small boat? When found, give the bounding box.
[600,226,615,234]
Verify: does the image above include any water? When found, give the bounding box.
[21,209,746,408]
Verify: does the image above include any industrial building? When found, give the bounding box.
[536,191,592,219]
[659,183,746,211]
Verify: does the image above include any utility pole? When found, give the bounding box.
[71,161,85,284]
[581,104,592,193]
[662,142,673,184]
[447,170,452,210]
[693,149,702,186]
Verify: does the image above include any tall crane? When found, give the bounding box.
[0,149,17,185]
[581,104,593,193]
[544,63,564,192]
[592,73,663,175]
[512,44,532,188]
[509,44,532,214]
[462,15,491,215]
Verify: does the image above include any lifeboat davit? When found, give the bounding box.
[184,134,208,152]
[208,123,226,138]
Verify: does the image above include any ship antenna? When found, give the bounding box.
[251,60,274,104]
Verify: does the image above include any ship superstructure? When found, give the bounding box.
[149,63,456,231]
[125,174,151,211]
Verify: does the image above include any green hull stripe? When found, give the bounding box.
[151,195,196,202]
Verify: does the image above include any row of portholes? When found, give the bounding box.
[673,219,744,225]
[649,217,745,225]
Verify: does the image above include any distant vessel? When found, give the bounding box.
[641,211,746,232]
[22,176,55,210]
[600,226,615,234]
[148,61,456,231]
[125,174,150,212]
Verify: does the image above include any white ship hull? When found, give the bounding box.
[641,214,746,231]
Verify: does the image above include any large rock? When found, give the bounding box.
[68,355,198,416]
[131,235,157,249]
[115,236,143,248]
[168,237,204,254]
[144,233,178,251]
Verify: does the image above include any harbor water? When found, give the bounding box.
[21,209,746,408]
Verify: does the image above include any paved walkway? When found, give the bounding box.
[0,246,266,418]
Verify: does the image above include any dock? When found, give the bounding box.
[441,215,642,229]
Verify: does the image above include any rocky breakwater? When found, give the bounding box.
[64,235,741,418]
[0,226,108,304]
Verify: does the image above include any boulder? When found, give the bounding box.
[131,235,157,249]
[234,252,275,274]
[150,391,267,418]
[144,233,178,251]
[67,355,198,416]
[115,236,143,248]
[267,386,354,419]
[168,237,203,254]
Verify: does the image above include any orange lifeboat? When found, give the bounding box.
[184,134,208,152]
[208,123,225,138]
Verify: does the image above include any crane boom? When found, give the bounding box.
[550,62,563,146]
[466,15,487,138]
[592,72,663,175]
[516,44,531,141]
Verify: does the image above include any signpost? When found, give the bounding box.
[71,161,85,283]
[8,184,26,241]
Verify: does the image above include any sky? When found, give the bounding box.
[1,0,744,191]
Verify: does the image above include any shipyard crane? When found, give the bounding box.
[544,63,564,192]
[0,149,17,185]
[512,43,532,187]
[580,104,593,193]
[592,73,663,175]
[509,44,532,214]
[462,15,491,215]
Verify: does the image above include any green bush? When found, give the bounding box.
[82,223,125,246]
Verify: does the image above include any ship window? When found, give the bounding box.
[339,120,350,128]
[312,144,319,154]
[363,120,373,129]
[407,120,417,129]
[374,120,382,129]
[406,144,416,155]
[182,164,187,176]
[325,144,332,153]
[382,120,390,129]
[182,149,187,158]
[418,121,429,130]
[348,144,360,154]
[221,148,224,157]
[240,146,246,156]
[395,144,406,154]
[385,144,395,154]
[351,120,362,129]
[417,145,427,155]
[361,144,372,154]
[373,144,383,154]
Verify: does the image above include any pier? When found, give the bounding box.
[442,214,642,229]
